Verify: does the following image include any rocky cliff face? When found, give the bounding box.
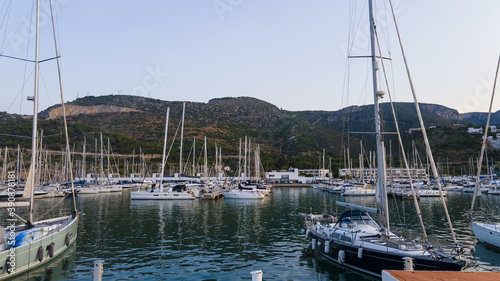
[419,103,461,119]
[9,94,499,170]
[43,104,141,119]
[43,95,288,129]
[460,111,500,125]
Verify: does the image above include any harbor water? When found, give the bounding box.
[2,187,500,280]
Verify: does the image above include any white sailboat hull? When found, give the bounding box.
[131,191,196,200]
[78,187,99,194]
[341,188,376,196]
[470,222,500,249]
[222,190,264,199]
[418,189,447,197]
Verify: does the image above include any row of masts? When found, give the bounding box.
[0,133,266,185]
[338,138,496,182]
[2,137,495,186]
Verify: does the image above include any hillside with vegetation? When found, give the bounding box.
[0,95,496,176]
[39,96,352,173]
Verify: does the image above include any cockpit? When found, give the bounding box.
[336,210,379,230]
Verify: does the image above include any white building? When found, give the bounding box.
[338,167,428,181]
[266,168,330,183]
[468,127,483,134]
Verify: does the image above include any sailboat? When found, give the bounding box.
[466,55,500,251]
[131,107,196,200]
[301,0,473,276]
[0,0,79,278]
[222,137,265,199]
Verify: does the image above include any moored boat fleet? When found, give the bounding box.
[300,0,500,277]
[2,0,500,280]
[312,176,500,199]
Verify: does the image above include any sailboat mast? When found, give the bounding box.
[244,136,247,180]
[100,132,104,183]
[193,137,195,176]
[2,147,7,182]
[94,138,97,182]
[17,144,20,183]
[132,148,135,175]
[360,141,364,183]
[471,54,500,210]
[160,108,169,192]
[82,136,86,180]
[204,136,208,179]
[322,149,325,171]
[27,0,41,225]
[107,137,111,179]
[238,138,242,181]
[368,0,390,236]
[179,102,185,175]
[215,143,218,178]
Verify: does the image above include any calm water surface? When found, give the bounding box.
[2,188,500,280]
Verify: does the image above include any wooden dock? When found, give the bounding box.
[382,270,500,281]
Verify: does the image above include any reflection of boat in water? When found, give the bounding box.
[10,243,77,281]
[222,184,265,199]
[222,189,264,199]
[301,244,378,281]
[132,183,197,200]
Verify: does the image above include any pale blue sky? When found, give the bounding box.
[1,0,500,115]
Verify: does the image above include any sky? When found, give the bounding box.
[1,0,500,115]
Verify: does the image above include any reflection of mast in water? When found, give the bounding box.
[158,203,166,266]
[198,200,225,251]
[157,200,197,251]
[234,201,264,253]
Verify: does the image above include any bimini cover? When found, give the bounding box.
[337,210,367,222]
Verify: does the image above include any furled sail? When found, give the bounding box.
[22,167,34,198]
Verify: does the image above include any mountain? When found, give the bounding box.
[287,102,464,134]
[460,111,500,126]
[40,95,350,171]
[3,95,496,174]
[0,111,142,157]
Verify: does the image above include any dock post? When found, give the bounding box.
[93,260,105,281]
[250,270,263,281]
[402,257,414,271]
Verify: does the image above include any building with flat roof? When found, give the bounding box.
[265,168,330,183]
[338,167,427,181]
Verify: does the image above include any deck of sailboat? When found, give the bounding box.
[359,235,427,254]
[8,215,75,237]
[474,222,500,231]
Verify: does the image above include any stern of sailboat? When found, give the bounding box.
[0,214,78,279]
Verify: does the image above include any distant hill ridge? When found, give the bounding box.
[38,95,500,147]
[41,94,486,124]
[3,95,499,171]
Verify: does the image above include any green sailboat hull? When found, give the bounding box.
[0,215,78,280]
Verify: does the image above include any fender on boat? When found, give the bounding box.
[47,243,55,257]
[338,250,345,264]
[37,246,44,262]
[65,234,71,246]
